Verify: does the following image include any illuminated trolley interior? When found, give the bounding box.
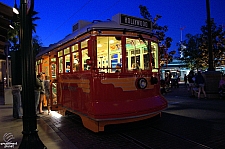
[36,14,168,132]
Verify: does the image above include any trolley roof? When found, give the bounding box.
[37,14,153,57]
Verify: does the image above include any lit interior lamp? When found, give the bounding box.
[97,41,102,47]
[97,43,102,47]
[109,40,114,44]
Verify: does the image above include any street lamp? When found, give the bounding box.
[18,0,46,148]
[206,0,214,71]
[203,0,221,97]
[13,0,19,15]
[13,7,19,14]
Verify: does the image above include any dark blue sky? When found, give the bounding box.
[2,0,225,54]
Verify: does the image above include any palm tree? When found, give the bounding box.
[30,10,40,34]
[7,9,41,52]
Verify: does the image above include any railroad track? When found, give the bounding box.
[42,111,221,149]
[118,126,212,149]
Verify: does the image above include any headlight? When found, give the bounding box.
[136,78,147,89]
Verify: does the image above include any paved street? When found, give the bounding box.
[165,85,225,128]
[42,85,225,148]
[1,84,225,149]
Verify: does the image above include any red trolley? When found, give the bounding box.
[36,13,168,132]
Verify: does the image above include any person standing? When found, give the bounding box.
[219,76,225,93]
[34,74,42,115]
[12,85,22,119]
[44,76,51,114]
[188,70,195,97]
[195,71,207,99]
[184,74,188,87]
[39,72,45,114]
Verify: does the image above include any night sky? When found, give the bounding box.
[2,0,225,55]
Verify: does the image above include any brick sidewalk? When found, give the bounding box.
[0,96,77,149]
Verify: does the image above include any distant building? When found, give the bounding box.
[161,59,190,81]
[0,2,13,90]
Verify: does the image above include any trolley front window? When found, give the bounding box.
[96,36,122,73]
[126,38,150,71]
[151,42,159,72]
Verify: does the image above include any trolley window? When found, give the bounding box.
[64,47,70,55]
[64,48,71,73]
[59,57,63,73]
[126,38,150,71]
[82,49,90,70]
[80,39,90,71]
[58,50,63,57]
[50,58,56,78]
[71,44,78,52]
[58,50,64,73]
[65,54,70,73]
[81,39,88,49]
[72,52,79,72]
[96,36,122,73]
[51,63,56,78]
[51,58,56,62]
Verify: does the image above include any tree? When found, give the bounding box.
[139,5,175,64]
[7,9,41,53]
[178,34,206,70]
[178,19,225,70]
[7,21,20,51]
[33,35,42,56]
[200,19,225,67]
[7,12,20,51]
[30,11,40,34]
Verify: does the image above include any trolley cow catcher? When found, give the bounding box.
[36,14,168,132]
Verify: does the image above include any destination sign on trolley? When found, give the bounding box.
[120,14,152,29]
